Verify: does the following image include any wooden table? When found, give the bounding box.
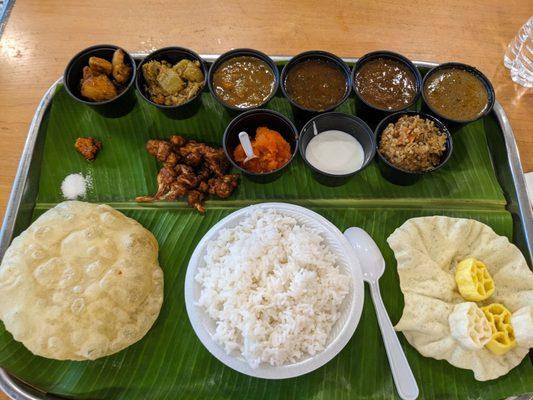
[0,0,531,398]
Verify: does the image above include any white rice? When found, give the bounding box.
[195,209,350,368]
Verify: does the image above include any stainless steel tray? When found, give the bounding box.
[0,56,531,400]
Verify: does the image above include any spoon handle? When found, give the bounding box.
[369,281,419,400]
[238,131,255,160]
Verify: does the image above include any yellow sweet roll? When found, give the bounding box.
[455,258,495,301]
[482,304,516,355]
[448,302,492,350]
[510,306,533,348]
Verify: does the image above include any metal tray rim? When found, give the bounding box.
[0,55,531,400]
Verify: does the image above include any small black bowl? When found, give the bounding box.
[64,44,137,118]
[352,50,422,127]
[280,51,352,125]
[223,109,298,183]
[421,62,495,131]
[208,48,280,113]
[135,47,207,119]
[299,112,376,186]
[374,111,453,186]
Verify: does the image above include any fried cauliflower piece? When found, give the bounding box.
[136,135,238,212]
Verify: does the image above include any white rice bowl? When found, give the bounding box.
[185,203,364,379]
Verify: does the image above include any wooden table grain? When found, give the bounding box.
[0,0,531,398]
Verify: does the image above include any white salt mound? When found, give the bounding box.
[61,173,90,199]
[195,209,351,368]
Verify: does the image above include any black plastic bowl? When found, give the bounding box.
[208,48,280,113]
[135,47,207,118]
[375,111,453,186]
[223,109,298,183]
[299,112,376,186]
[280,51,352,119]
[422,62,495,127]
[64,44,137,118]
[352,51,422,126]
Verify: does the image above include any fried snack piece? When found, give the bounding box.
[146,139,173,163]
[455,258,495,301]
[187,190,205,213]
[448,302,492,350]
[510,306,533,348]
[112,49,132,84]
[204,147,229,177]
[482,304,516,355]
[88,56,112,75]
[80,66,118,102]
[74,137,102,161]
[179,141,204,167]
[208,174,239,198]
[136,135,239,212]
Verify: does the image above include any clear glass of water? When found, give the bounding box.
[511,32,533,88]
[504,17,532,69]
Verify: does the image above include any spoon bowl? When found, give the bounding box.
[344,227,385,281]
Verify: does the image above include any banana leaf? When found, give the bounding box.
[0,79,531,400]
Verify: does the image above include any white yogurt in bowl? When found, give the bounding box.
[305,130,365,175]
[298,112,376,186]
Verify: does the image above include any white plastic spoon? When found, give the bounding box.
[238,131,257,164]
[344,227,419,400]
